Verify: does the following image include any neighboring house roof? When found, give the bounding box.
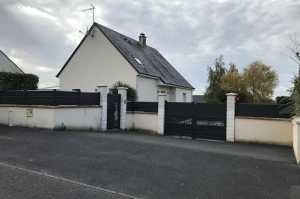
[0,50,24,73]
[56,23,194,89]
[193,95,205,103]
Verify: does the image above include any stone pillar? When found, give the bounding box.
[97,85,108,131]
[118,87,128,130]
[158,94,167,135]
[226,93,238,142]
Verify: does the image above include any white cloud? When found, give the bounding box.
[0,0,299,97]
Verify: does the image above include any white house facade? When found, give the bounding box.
[57,23,194,102]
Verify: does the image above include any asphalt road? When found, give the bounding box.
[0,126,300,199]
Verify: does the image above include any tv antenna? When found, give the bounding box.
[79,4,95,37]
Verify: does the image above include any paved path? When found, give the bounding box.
[0,126,299,199]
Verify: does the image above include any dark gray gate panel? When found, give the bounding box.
[165,102,193,137]
[107,94,121,130]
[165,102,226,141]
[195,103,226,141]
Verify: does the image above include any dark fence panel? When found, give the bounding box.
[0,90,100,106]
[55,91,78,105]
[0,91,25,104]
[27,91,54,105]
[80,92,100,105]
[235,103,290,118]
[127,101,158,112]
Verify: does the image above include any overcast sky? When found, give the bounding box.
[0,0,299,97]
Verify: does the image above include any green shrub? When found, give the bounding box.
[276,96,290,104]
[111,81,138,101]
[0,72,39,90]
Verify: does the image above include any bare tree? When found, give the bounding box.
[282,33,300,66]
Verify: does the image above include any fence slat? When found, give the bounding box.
[126,101,158,112]
[235,103,290,118]
[0,90,100,106]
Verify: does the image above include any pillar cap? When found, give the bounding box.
[117,87,128,90]
[226,93,238,96]
[97,84,108,87]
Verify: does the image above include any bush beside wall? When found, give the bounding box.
[0,72,39,90]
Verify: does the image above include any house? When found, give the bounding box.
[56,23,194,102]
[193,95,206,103]
[0,50,24,73]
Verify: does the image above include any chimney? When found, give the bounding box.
[139,33,147,46]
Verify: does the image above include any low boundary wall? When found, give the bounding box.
[0,105,102,131]
[126,112,158,133]
[235,116,293,147]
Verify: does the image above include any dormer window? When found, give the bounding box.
[134,57,143,65]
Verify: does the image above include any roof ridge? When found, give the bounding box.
[95,23,158,50]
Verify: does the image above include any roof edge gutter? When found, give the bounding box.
[158,82,195,90]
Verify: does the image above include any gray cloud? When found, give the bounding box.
[0,0,299,95]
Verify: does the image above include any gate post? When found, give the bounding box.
[97,85,108,131]
[118,87,128,130]
[226,93,237,142]
[158,94,167,135]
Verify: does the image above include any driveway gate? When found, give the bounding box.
[107,94,121,130]
[164,102,226,141]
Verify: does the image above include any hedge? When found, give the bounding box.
[276,96,290,104]
[0,72,39,90]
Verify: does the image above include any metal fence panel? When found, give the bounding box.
[235,103,290,118]
[0,90,100,106]
[127,101,158,112]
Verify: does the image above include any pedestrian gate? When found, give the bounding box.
[164,102,226,141]
[107,94,121,130]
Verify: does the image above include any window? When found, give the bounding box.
[72,89,80,92]
[183,93,186,102]
[134,57,143,65]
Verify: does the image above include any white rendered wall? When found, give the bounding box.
[235,117,293,146]
[0,107,54,129]
[175,88,192,102]
[54,108,101,131]
[126,112,158,133]
[157,86,171,102]
[59,27,138,91]
[0,106,101,131]
[137,76,158,101]
[169,88,176,102]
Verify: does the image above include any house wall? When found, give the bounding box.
[137,76,158,101]
[175,88,192,102]
[235,117,293,146]
[126,112,158,133]
[0,106,101,131]
[137,76,189,102]
[157,86,171,102]
[59,28,138,92]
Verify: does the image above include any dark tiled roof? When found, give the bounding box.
[95,23,194,89]
[193,95,205,103]
[0,50,24,74]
